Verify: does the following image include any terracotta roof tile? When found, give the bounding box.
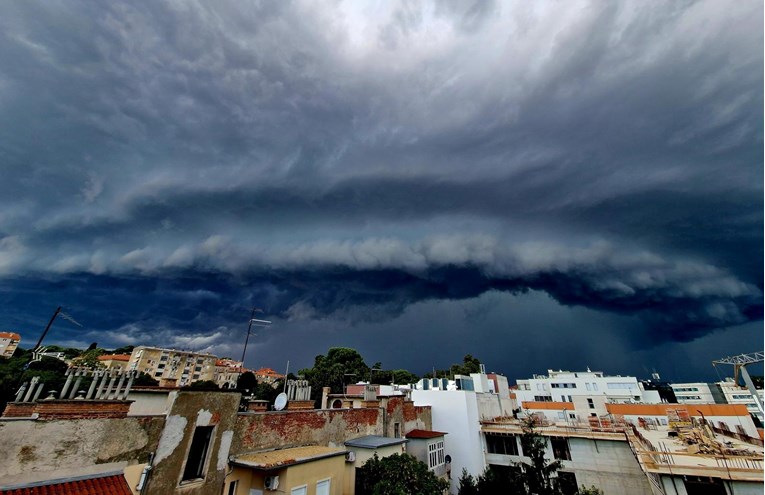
[0,473,132,495]
[405,429,447,439]
[97,354,130,362]
[0,332,21,340]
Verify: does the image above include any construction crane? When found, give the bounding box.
[712,351,764,416]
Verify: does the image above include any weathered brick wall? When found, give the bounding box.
[2,402,36,417]
[2,400,132,420]
[233,407,383,453]
[232,399,433,455]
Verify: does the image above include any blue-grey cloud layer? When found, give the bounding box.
[0,1,761,379]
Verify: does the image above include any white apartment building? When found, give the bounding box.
[671,382,726,405]
[127,346,218,387]
[515,369,661,421]
[718,378,764,423]
[411,371,515,493]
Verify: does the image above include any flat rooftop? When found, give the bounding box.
[232,446,346,470]
[345,435,408,449]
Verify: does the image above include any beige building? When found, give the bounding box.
[226,446,347,495]
[0,332,21,358]
[127,346,217,387]
[97,353,131,371]
[214,359,245,389]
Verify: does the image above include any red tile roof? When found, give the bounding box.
[0,332,21,341]
[97,354,131,362]
[405,429,447,439]
[0,473,132,495]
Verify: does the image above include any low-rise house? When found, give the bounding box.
[227,446,347,495]
[0,332,20,358]
[98,353,131,371]
[405,429,449,481]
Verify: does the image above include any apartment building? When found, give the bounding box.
[718,378,764,423]
[97,353,131,371]
[215,359,245,389]
[481,403,763,495]
[0,332,21,358]
[670,382,726,405]
[515,369,661,420]
[127,346,217,387]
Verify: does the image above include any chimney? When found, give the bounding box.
[321,387,331,409]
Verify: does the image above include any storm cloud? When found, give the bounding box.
[0,0,761,380]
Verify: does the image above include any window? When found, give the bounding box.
[485,434,519,456]
[567,395,572,402]
[291,485,307,495]
[534,395,552,402]
[592,383,598,391]
[394,423,401,438]
[182,426,214,481]
[551,437,571,461]
[587,398,594,409]
[316,479,331,495]
[227,480,238,495]
[585,383,591,391]
[428,440,445,469]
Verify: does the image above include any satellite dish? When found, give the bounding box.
[274,392,288,411]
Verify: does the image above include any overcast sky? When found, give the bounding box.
[0,0,762,382]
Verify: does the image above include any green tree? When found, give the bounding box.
[515,418,562,495]
[111,345,135,355]
[182,380,220,391]
[356,453,449,495]
[133,372,159,386]
[70,348,105,369]
[458,469,479,495]
[300,347,371,404]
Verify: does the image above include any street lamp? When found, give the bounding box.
[240,308,271,365]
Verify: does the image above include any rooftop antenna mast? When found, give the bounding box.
[34,306,83,351]
[240,308,271,366]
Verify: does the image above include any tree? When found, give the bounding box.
[70,348,105,369]
[458,469,479,495]
[182,380,220,391]
[133,372,159,386]
[356,453,449,495]
[111,345,135,355]
[300,347,371,404]
[515,418,562,495]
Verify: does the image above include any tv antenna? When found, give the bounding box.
[240,308,271,365]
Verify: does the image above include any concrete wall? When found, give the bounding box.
[348,443,406,469]
[144,391,240,495]
[565,438,652,495]
[0,415,164,481]
[228,456,346,495]
[127,389,178,416]
[660,476,762,495]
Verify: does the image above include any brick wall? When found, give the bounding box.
[2,400,132,419]
[2,402,36,417]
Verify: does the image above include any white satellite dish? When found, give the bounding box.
[274,392,288,411]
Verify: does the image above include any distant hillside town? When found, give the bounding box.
[0,331,762,495]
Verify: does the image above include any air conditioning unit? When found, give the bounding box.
[345,451,356,463]
[264,475,280,491]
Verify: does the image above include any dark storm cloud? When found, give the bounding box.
[0,0,761,373]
